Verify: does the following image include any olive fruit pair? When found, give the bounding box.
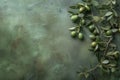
[71,31,84,40]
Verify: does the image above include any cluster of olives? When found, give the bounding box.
[69,3,99,49]
[69,1,120,48]
[68,0,119,75]
[70,29,84,40]
[69,3,91,40]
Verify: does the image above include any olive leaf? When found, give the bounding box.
[101,60,109,64]
[111,29,118,33]
[106,51,114,56]
[94,45,99,52]
[112,9,118,17]
[68,11,76,15]
[69,27,76,31]
[104,11,113,17]
[109,43,116,49]
[84,72,89,78]
[111,68,116,72]
[91,0,99,6]
[77,3,84,7]
[107,15,113,21]
[106,51,119,58]
[101,26,111,31]
[68,0,120,78]
[108,63,117,67]
[112,0,116,5]
[106,0,112,5]
[69,5,80,9]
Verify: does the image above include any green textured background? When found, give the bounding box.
[0,0,120,80]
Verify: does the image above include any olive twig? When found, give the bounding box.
[68,0,120,79]
[85,64,100,73]
[103,37,113,55]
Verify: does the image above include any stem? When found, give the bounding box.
[86,64,100,73]
[103,37,113,55]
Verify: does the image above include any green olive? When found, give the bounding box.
[91,41,97,47]
[106,30,112,36]
[118,28,120,32]
[71,31,77,37]
[71,15,78,21]
[81,19,85,25]
[93,16,101,22]
[79,7,85,13]
[89,25,95,31]
[89,34,96,40]
[111,68,116,73]
[78,33,84,40]
[85,5,90,11]
[113,51,119,59]
[93,30,99,35]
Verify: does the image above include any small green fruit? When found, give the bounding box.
[91,41,97,47]
[118,28,120,32]
[78,33,84,40]
[89,25,95,31]
[111,68,116,73]
[93,16,101,22]
[79,7,85,13]
[106,30,112,36]
[89,34,96,40]
[71,15,78,21]
[71,31,77,37]
[113,51,119,59]
[81,19,85,25]
[93,30,99,35]
[85,4,90,11]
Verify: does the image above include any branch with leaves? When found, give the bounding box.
[68,0,120,79]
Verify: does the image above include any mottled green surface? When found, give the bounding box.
[0,0,120,80]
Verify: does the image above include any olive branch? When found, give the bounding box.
[68,0,120,79]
